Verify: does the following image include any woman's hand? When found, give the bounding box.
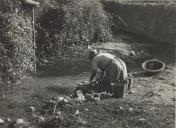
[89,69,97,82]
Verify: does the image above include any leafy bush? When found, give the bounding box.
[0,0,113,87]
[0,0,34,87]
[36,0,112,57]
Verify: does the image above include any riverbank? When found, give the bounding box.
[0,33,175,128]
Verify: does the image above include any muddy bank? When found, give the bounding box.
[102,1,176,44]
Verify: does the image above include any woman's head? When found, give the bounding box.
[88,49,98,60]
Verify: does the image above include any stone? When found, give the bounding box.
[6,118,11,122]
[0,118,5,124]
[128,51,136,56]
[29,106,36,112]
[76,90,86,102]
[85,108,89,111]
[16,119,24,124]
[119,106,124,110]
[138,118,146,122]
[77,117,87,125]
[57,97,64,101]
[74,110,81,116]
[38,116,45,123]
[128,107,134,112]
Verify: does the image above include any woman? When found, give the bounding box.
[89,49,129,92]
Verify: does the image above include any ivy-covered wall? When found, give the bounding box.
[0,0,34,86]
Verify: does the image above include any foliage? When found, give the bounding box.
[0,0,113,87]
[0,0,34,87]
[36,0,112,57]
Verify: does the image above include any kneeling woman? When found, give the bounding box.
[88,49,129,92]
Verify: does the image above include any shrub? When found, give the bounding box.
[36,0,112,57]
[0,0,34,87]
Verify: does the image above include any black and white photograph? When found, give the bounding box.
[0,0,175,127]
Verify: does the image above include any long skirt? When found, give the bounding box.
[103,58,128,83]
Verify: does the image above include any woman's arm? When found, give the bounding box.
[89,69,97,82]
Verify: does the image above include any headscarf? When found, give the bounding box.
[88,49,98,60]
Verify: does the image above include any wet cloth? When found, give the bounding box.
[91,53,128,83]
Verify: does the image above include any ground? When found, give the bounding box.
[0,34,175,128]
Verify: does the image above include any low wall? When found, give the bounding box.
[102,1,176,44]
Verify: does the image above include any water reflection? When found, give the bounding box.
[37,46,91,77]
[37,59,91,77]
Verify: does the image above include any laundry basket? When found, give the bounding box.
[142,59,165,75]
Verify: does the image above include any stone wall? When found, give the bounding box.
[102,1,176,44]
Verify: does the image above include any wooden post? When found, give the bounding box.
[32,7,36,71]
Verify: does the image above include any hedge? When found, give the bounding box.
[0,0,34,87]
[36,0,112,57]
